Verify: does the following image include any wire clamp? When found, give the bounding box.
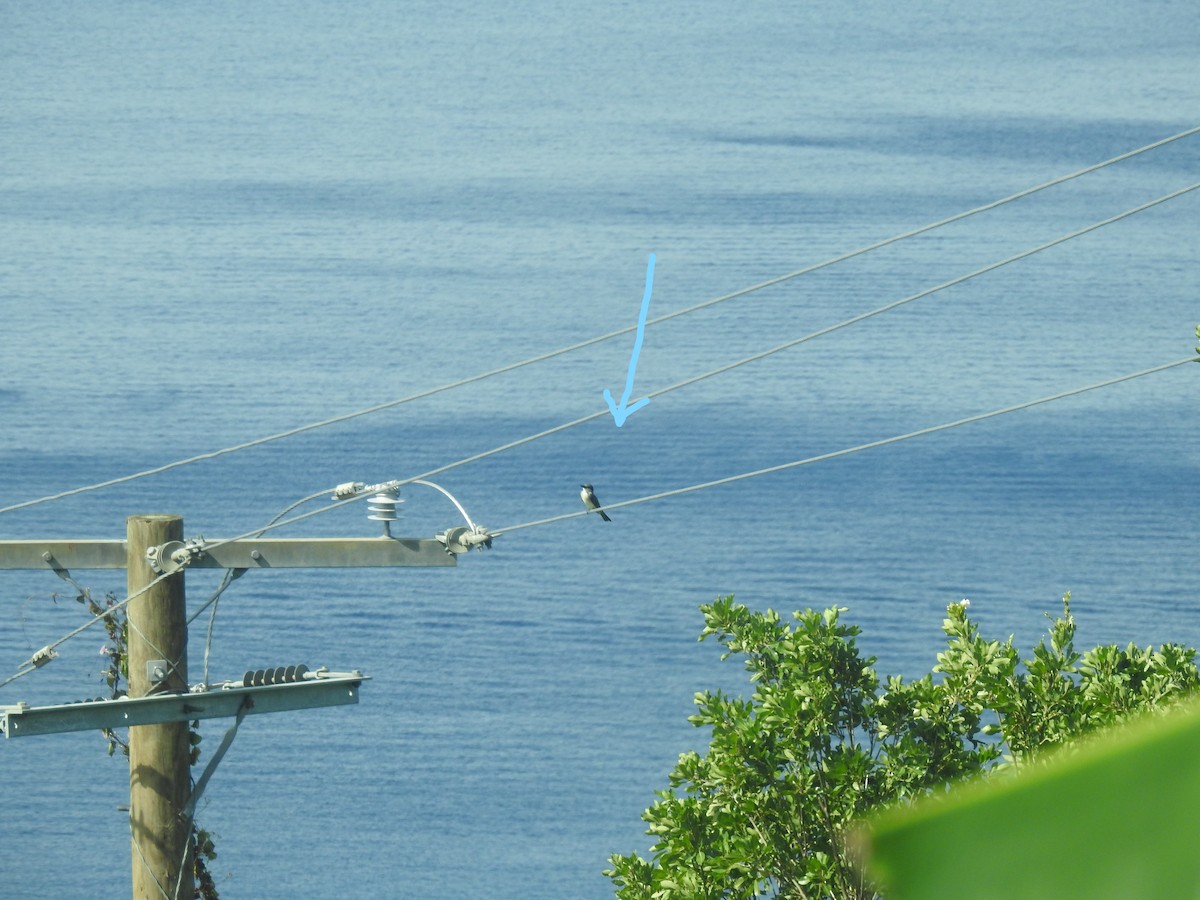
[332,481,366,499]
[22,646,58,670]
[436,524,493,554]
[334,478,402,501]
[146,537,208,575]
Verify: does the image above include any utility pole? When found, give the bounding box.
[0,485,485,900]
[126,515,192,900]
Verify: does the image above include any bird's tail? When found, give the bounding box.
[599,509,612,522]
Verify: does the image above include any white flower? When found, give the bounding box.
[959,598,971,609]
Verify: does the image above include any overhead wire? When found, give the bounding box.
[197,178,1200,550]
[490,357,1198,537]
[0,661,41,692]
[131,827,172,900]
[4,154,1197,681]
[1,124,1196,519]
[400,181,1199,477]
[4,176,1194,685]
[0,571,173,691]
[186,485,332,686]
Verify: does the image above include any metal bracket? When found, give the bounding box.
[41,551,89,596]
[145,659,170,685]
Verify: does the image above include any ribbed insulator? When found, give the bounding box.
[367,488,404,522]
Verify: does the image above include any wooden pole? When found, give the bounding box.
[126,515,193,899]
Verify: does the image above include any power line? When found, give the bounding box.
[187,486,331,685]
[0,483,374,690]
[0,572,172,692]
[7,356,1193,686]
[490,357,1198,537]
[1,124,1196,519]
[198,179,1199,550]
[200,491,384,554]
[403,179,1199,472]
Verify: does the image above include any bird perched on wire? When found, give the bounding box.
[580,484,612,521]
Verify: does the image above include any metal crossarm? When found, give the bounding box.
[2,671,367,738]
[0,538,455,570]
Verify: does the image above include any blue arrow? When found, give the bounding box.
[604,253,656,427]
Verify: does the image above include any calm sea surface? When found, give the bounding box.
[2,3,1198,897]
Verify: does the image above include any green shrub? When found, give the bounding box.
[606,595,1199,899]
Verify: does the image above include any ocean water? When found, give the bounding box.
[1,3,1198,897]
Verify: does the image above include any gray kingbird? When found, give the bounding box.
[580,484,612,521]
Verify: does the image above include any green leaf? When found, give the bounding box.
[866,699,1200,899]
